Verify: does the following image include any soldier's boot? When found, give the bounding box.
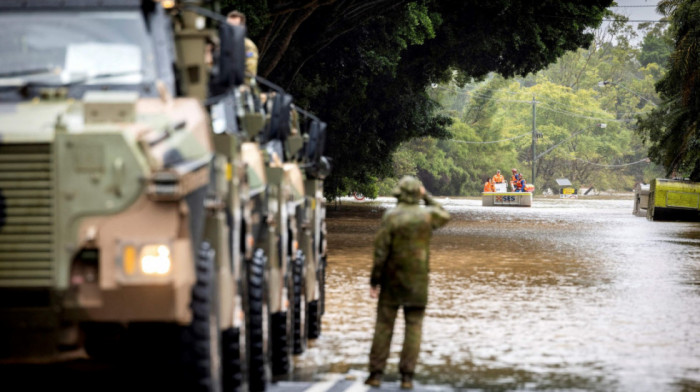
[364,372,382,387]
[400,373,414,390]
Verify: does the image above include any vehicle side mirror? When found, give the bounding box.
[305,120,326,164]
[304,120,329,179]
[213,23,246,91]
[265,93,293,142]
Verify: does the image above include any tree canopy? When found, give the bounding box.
[222,0,613,197]
[378,10,667,196]
[637,0,700,180]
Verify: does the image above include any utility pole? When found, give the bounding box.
[531,95,536,186]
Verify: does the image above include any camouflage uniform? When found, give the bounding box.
[368,176,450,377]
[244,37,258,80]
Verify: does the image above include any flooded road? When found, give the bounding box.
[310,197,700,391]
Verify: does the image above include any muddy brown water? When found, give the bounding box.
[298,197,700,391]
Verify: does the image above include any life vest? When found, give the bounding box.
[484,182,494,192]
[493,173,504,183]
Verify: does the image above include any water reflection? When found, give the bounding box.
[310,197,700,391]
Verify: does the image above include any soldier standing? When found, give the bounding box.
[365,176,450,389]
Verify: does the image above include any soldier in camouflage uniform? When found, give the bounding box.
[365,176,450,389]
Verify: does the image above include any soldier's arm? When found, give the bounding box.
[370,215,392,287]
[424,192,450,229]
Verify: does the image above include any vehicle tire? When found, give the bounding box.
[222,327,242,391]
[270,310,289,376]
[246,248,268,392]
[291,250,307,355]
[319,255,327,316]
[307,256,324,340]
[181,241,223,392]
[307,299,320,340]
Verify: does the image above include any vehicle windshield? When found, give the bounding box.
[0,11,156,87]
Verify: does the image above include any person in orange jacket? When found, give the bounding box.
[492,170,505,184]
[483,178,495,192]
[510,168,519,191]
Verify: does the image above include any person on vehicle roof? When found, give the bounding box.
[484,178,495,192]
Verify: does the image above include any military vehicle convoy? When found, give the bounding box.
[0,1,330,391]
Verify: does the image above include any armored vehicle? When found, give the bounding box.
[0,1,256,390]
[0,1,330,390]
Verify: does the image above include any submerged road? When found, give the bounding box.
[303,196,700,392]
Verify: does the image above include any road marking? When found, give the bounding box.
[303,374,344,392]
[342,381,369,392]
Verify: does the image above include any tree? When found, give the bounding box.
[223,0,612,197]
[638,23,673,67]
[381,11,669,197]
[637,0,700,180]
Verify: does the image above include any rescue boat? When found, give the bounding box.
[482,182,533,207]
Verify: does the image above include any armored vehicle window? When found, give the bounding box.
[0,11,156,93]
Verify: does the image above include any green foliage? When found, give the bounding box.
[637,0,700,181]
[221,0,613,198]
[638,24,673,67]
[382,10,669,196]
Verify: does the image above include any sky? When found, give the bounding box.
[609,0,664,22]
[606,0,665,45]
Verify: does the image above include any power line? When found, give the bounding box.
[537,104,629,123]
[574,157,651,167]
[541,14,667,22]
[432,84,651,119]
[447,133,530,144]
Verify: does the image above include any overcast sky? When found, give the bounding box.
[605,0,665,45]
[609,0,664,22]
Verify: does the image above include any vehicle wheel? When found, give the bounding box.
[319,255,327,316]
[181,241,223,392]
[291,250,307,355]
[222,327,242,391]
[246,248,269,392]
[271,310,289,376]
[307,263,322,340]
[307,300,320,340]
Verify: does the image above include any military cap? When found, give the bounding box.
[392,175,423,199]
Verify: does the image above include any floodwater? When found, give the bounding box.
[302,197,700,391]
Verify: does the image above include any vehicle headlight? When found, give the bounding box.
[140,245,172,275]
[119,243,173,281]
